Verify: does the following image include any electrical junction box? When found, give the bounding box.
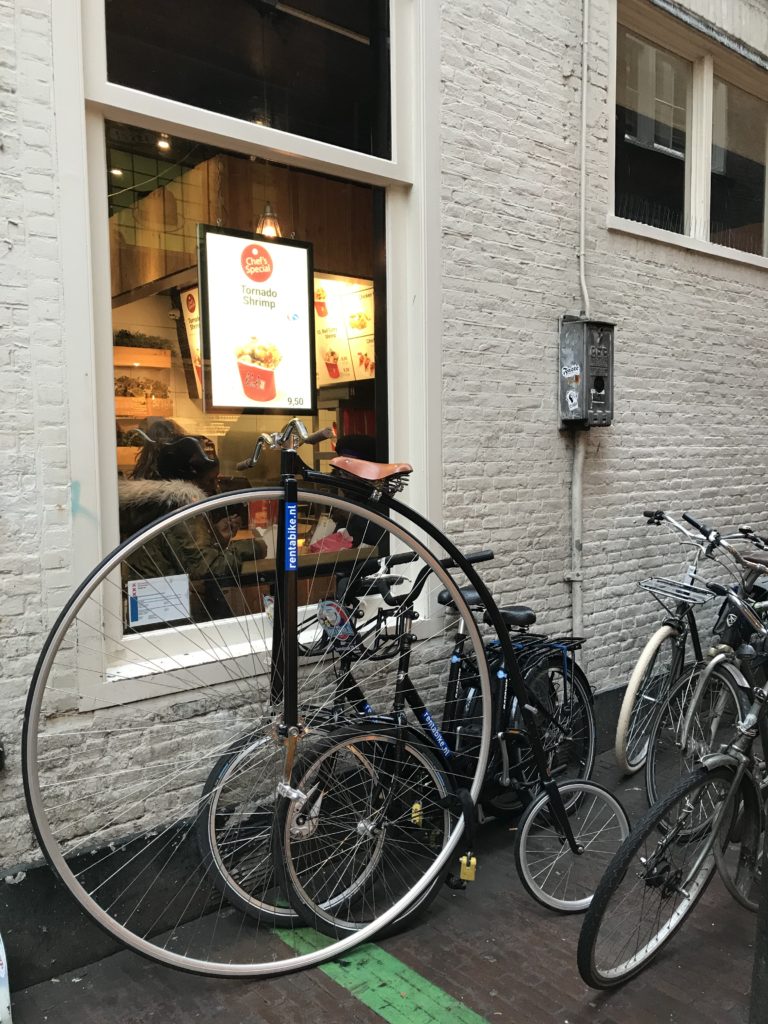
[559,316,615,428]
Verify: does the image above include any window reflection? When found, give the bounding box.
[105,0,391,159]
[710,78,766,256]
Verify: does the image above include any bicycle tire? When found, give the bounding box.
[645,663,748,806]
[274,726,453,936]
[514,780,630,912]
[578,766,737,988]
[23,486,493,976]
[615,625,679,775]
[486,657,595,816]
[196,733,296,926]
[713,771,763,912]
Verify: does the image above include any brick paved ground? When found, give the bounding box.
[11,755,754,1024]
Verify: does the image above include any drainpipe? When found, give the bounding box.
[571,0,591,642]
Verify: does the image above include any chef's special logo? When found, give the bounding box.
[186,292,196,313]
[241,244,274,283]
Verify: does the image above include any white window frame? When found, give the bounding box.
[609,0,768,270]
[51,0,442,705]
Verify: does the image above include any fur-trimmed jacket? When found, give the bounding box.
[118,478,266,581]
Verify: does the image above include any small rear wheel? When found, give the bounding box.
[514,780,630,912]
[275,727,455,937]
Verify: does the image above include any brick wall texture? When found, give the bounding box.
[1,0,768,866]
[440,0,768,689]
[0,0,71,862]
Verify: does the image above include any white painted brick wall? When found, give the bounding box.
[0,0,71,864]
[440,0,768,698]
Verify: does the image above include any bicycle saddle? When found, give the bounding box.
[437,586,483,609]
[329,456,413,482]
[484,606,537,628]
[436,588,537,628]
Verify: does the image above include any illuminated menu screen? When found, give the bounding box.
[314,273,375,388]
[198,226,316,413]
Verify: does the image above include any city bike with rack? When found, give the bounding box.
[579,514,768,987]
[614,510,715,775]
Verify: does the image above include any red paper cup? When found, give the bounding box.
[325,360,340,379]
[238,361,276,402]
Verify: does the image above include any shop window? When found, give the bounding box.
[710,78,767,256]
[104,0,391,159]
[106,121,386,629]
[615,27,691,233]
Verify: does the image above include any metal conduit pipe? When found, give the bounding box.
[571,0,591,642]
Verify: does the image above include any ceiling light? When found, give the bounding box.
[157,134,171,151]
[110,168,123,177]
[256,200,282,238]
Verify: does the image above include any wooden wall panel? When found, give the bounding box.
[110,155,375,298]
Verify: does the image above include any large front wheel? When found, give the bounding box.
[23,486,493,976]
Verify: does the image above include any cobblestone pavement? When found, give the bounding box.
[12,755,754,1023]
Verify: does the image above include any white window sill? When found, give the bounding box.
[606,214,768,272]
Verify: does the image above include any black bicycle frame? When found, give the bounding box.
[267,454,583,852]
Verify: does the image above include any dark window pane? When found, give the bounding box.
[105,1,391,159]
[615,28,691,233]
[710,78,766,255]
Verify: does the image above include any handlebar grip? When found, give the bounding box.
[642,510,660,519]
[235,458,253,471]
[387,551,419,568]
[466,549,494,565]
[305,427,334,446]
[682,512,709,537]
[438,549,495,570]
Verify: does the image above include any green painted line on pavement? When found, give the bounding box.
[278,928,490,1024]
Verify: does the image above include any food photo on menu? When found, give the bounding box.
[313,274,375,388]
[199,227,315,413]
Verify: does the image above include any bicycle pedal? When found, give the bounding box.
[459,852,477,882]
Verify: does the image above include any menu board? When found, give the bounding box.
[198,226,316,413]
[314,274,375,388]
[179,286,203,398]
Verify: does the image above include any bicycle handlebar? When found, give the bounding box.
[386,548,494,570]
[236,421,334,471]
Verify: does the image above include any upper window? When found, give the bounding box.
[615,9,768,259]
[616,28,691,233]
[104,0,392,159]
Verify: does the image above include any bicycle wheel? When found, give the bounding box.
[713,772,764,912]
[578,766,737,988]
[514,780,630,912]
[488,656,595,815]
[23,486,493,976]
[196,734,295,926]
[275,726,453,936]
[615,626,680,774]
[645,664,748,805]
